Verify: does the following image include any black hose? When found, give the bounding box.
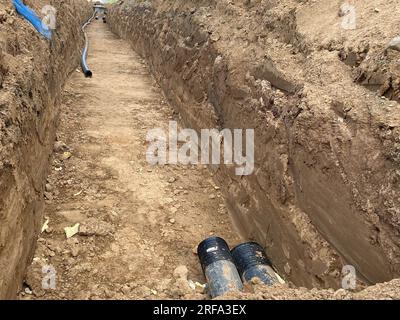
[81,10,96,78]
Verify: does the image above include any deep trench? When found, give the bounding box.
[1,0,400,300]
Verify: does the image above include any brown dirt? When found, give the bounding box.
[219,278,400,300]
[0,0,399,300]
[21,20,240,300]
[107,0,400,292]
[0,0,90,299]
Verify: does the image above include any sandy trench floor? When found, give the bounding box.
[21,20,240,300]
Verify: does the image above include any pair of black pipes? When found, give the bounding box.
[198,237,281,298]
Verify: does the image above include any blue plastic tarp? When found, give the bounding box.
[13,0,52,39]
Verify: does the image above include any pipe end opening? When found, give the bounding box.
[231,242,272,276]
[197,236,233,271]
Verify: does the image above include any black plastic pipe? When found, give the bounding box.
[81,10,96,77]
[197,236,243,298]
[231,242,280,286]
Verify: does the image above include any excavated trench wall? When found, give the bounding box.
[109,0,400,288]
[0,0,91,298]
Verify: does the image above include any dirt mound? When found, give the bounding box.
[0,0,91,298]
[219,278,400,300]
[108,0,400,291]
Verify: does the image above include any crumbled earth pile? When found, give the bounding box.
[109,0,400,289]
[0,0,91,299]
[220,278,400,300]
